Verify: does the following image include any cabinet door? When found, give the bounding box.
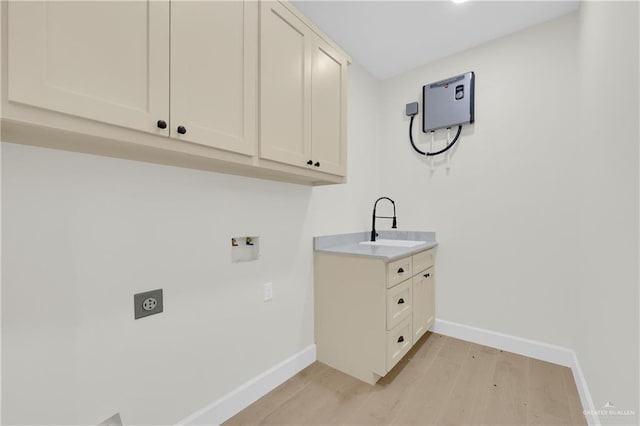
[412,268,435,342]
[170,1,257,155]
[7,0,170,136]
[311,39,348,176]
[259,1,312,167]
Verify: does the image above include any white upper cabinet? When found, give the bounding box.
[7,0,170,136]
[170,1,257,155]
[8,0,257,155]
[3,0,349,184]
[310,39,347,176]
[259,1,312,168]
[259,1,348,176]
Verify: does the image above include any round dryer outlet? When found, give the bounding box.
[142,297,158,311]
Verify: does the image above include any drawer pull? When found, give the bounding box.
[397,267,404,274]
[424,273,430,278]
[306,160,313,165]
[397,336,405,343]
[397,298,405,305]
[177,125,187,135]
[156,120,167,129]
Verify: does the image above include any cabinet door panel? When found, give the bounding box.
[259,1,312,167]
[311,40,347,176]
[170,0,257,155]
[412,268,435,342]
[8,0,169,135]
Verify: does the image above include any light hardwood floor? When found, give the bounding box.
[225,333,587,426]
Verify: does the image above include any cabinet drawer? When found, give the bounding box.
[386,279,412,330]
[412,249,435,274]
[386,317,412,372]
[387,256,412,288]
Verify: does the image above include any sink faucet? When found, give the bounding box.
[370,197,397,241]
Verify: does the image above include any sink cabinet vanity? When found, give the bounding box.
[313,232,437,384]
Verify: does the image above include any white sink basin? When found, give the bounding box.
[359,239,427,248]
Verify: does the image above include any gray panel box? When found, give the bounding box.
[422,71,475,132]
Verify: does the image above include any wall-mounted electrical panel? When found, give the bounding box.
[422,71,475,132]
[231,236,260,263]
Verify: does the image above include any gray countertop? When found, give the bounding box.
[314,231,437,261]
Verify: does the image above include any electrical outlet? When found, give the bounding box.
[134,289,163,319]
[142,297,157,311]
[264,282,273,302]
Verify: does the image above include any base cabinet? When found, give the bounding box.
[314,247,436,384]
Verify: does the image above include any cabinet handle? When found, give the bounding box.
[177,126,187,135]
[397,268,404,274]
[314,162,320,167]
[397,298,405,305]
[397,336,404,343]
[306,160,313,165]
[156,120,167,129]
[424,273,430,278]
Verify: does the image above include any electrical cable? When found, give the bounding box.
[429,131,434,169]
[446,127,451,169]
[408,114,462,157]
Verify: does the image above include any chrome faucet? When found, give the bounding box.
[370,197,397,241]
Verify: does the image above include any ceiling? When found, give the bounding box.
[292,1,579,80]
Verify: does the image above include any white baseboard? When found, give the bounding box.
[176,344,316,426]
[570,350,599,426]
[432,319,599,426]
[176,322,598,426]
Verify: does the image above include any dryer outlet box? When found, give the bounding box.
[134,289,163,319]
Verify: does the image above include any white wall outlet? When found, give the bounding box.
[263,282,273,302]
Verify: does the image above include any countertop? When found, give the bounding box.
[314,231,437,262]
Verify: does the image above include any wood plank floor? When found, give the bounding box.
[225,333,586,426]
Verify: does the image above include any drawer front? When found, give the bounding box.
[386,279,412,330]
[387,256,412,288]
[386,317,412,372]
[412,249,435,274]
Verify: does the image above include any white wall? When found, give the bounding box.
[310,63,382,235]
[0,64,381,424]
[1,144,313,425]
[378,5,638,423]
[575,2,639,423]
[379,13,582,347]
